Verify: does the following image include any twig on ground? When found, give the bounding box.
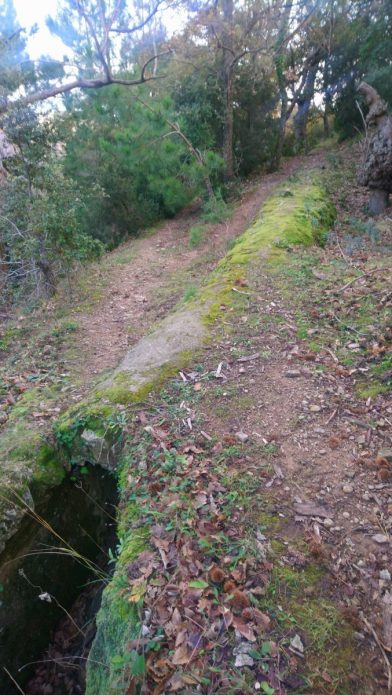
[326,408,338,425]
[232,287,252,296]
[361,613,392,693]
[3,668,26,694]
[337,267,390,293]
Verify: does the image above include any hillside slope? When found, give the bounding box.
[0,145,391,695]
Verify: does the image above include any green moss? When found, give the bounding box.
[8,384,62,422]
[356,382,389,399]
[263,561,361,690]
[258,511,281,532]
[195,175,335,326]
[33,444,66,486]
[86,530,148,695]
[0,325,26,351]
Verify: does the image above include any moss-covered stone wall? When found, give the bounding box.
[84,173,335,694]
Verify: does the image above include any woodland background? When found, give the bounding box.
[0,0,391,302]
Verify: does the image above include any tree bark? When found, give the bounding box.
[293,62,318,151]
[272,1,293,169]
[368,189,390,215]
[323,90,332,137]
[221,0,235,181]
[357,82,392,213]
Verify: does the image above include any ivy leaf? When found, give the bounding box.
[189,579,208,589]
[261,684,275,695]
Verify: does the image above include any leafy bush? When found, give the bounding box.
[0,160,104,301]
[189,224,206,248]
[201,193,231,224]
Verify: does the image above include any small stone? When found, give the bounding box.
[319,449,327,455]
[239,367,246,374]
[380,569,391,581]
[284,370,301,378]
[372,534,389,544]
[342,512,350,519]
[289,634,305,655]
[343,484,353,494]
[235,431,249,443]
[235,653,254,667]
[309,404,321,412]
[324,518,334,528]
[378,449,392,463]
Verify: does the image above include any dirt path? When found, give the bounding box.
[68,152,324,385]
[18,146,391,693]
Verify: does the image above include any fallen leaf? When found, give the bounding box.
[232,616,257,641]
[188,579,208,589]
[171,644,192,665]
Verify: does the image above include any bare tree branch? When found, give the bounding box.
[110,0,170,35]
[0,50,172,114]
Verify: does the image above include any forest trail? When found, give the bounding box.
[2,145,391,694]
[67,151,324,387]
[34,145,389,694]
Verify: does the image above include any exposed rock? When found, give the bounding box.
[372,534,389,545]
[357,82,392,214]
[235,431,249,443]
[80,429,119,470]
[284,370,302,378]
[293,502,334,518]
[378,449,392,463]
[289,634,305,655]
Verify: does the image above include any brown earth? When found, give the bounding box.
[3,143,391,694]
[65,151,325,386]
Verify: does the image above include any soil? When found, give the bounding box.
[1,143,391,693]
[66,151,325,386]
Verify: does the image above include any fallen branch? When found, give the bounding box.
[337,267,390,293]
[231,287,252,296]
[361,613,392,693]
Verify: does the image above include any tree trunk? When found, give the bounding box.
[323,90,332,137]
[0,243,7,298]
[368,189,390,215]
[37,259,56,297]
[221,0,234,181]
[222,69,234,180]
[272,1,293,170]
[274,89,288,169]
[293,63,318,151]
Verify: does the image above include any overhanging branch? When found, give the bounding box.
[0,50,172,115]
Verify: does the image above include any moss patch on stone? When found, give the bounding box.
[195,176,335,326]
[86,515,148,695]
[84,172,336,693]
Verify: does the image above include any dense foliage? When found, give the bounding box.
[0,0,391,303]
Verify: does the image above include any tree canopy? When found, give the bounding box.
[0,0,391,302]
